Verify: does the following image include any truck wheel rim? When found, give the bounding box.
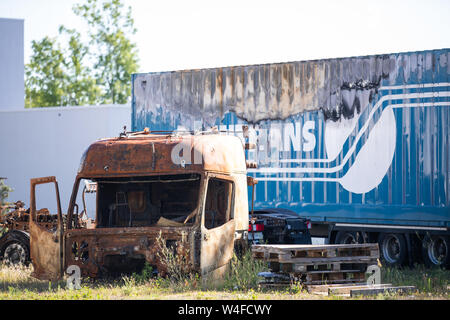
[4,243,27,265]
[428,237,447,266]
[382,235,401,264]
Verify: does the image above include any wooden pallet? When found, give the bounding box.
[307,283,416,297]
[305,270,366,284]
[252,243,379,262]
[268,258,378,273]
[253,244,379,272]
[253,243,380,286]
[258,279,370,288]
[257,271,367,287]
[307,283,376,294]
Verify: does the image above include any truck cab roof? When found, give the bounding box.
[77,132,247,178]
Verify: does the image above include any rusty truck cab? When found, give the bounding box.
[29,131,249,280]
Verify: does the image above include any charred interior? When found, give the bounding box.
[63,173,241,278]
[94,174,201,228]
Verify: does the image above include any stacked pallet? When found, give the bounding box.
[307,283,417,297]
[252,243,380,286]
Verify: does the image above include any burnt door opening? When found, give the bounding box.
[95,174,201,228]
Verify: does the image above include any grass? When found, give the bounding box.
[0,253,448,300]
[382,263,449,295]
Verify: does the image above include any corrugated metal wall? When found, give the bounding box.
[132,49,449,227]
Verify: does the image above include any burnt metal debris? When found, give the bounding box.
[0,200,90,266]
[0,201,58,233]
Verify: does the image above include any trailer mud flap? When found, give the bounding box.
[29,176,64,281]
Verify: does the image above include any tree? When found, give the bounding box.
[25,29,100,107]
[59,26,101,106]
[0,179,13,216]
[25,0,139,107]
[73,0,139,104]
[25,37,67,107]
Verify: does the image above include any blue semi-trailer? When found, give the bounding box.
[131,48,450,268]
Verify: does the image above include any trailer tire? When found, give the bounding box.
[378,233,407,267]
[421,235,450,269]
[0,231,30,266]
[335,231,366,244]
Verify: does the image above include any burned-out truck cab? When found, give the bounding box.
[29,130,250,280]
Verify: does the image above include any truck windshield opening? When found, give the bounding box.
[91,174,201,228]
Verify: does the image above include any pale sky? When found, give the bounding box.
[0,0,449,73]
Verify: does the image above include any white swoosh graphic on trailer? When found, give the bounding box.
[248,91,450,177]
[277,82,450,164]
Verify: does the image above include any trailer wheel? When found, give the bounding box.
[422,235,449,269]
[378,233,407,267]
[335,231,366,244]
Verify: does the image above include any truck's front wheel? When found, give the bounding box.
[378,233,407,267]
[0,231,30,266]
[2,241,29,265]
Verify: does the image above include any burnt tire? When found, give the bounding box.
[378,233,407,267]
[0,231,30,266]
[422,235,450,269]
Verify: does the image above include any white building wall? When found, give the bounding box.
[0,105,131,217]
[0,18,24,110]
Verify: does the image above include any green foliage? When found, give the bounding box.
[0,179,13,209]
[58,26,101,106]
[25,0,139,107]
[0,179,12,235]
[73,0,139,104]
[382,264,449,294]
[219,250,269,291]
[155,231,194,283]
[25,37,66,107]
[131,262,154,284]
